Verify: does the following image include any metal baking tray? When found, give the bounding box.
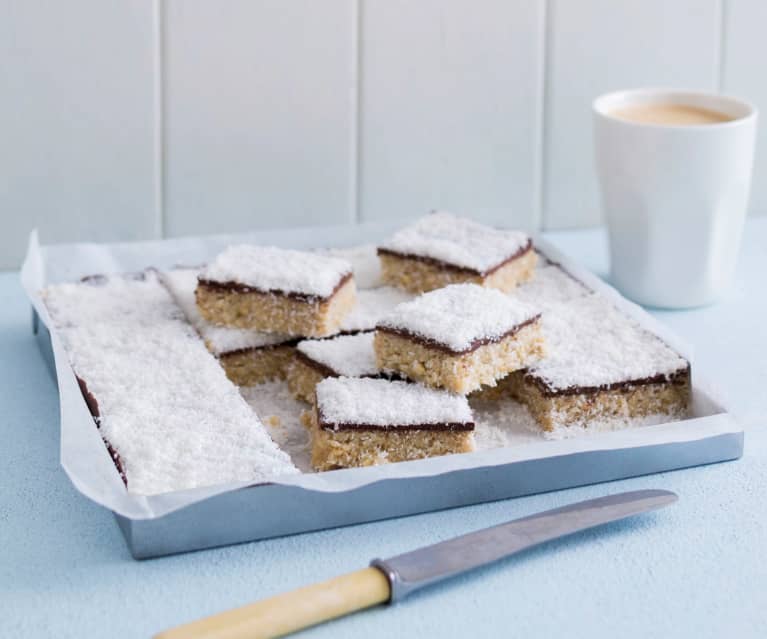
[27,223,744,559]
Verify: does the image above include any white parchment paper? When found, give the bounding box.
[20,225,742,520]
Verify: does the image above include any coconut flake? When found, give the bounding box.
[201,245,352,298]
[316,377,473,428]
[377,283,540,353]
[529,293,689,391]
[43,272,298,496]
[379,212,531,274]
[297,332,379,378]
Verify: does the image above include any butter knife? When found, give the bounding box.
[155,489,677,639]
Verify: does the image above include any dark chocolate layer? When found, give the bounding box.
[525,363,691,398]
[218,339,300,359]
[197,272,353,303]
[76,375,127,487]
[318,417,475,433]
[76,375,100,418]
[376,314,541,355]
[377,237,533,277]
[295,349,405,382]
[295,350,343,379]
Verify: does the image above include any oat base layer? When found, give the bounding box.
[196,279,357,337]
[379,249,537,294]
[306,410,475,471]
[286,358,326,403]
[374,322,545,395]
[219,345,295,386]
[503,371,691,431]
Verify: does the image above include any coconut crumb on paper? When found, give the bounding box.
[470,398,542,450]
[240,381,313,472]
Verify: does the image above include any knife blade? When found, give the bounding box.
[372,488,677,601]
[155,489,677,639]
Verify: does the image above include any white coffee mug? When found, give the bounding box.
[593,88,757,308]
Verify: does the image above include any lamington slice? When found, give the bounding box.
[375,283,545,395]
[43,272,298,496]
[308,377,475,471]
[512,293,691,433]
[196,245,356,337]
[288,331,387,403]
[377,211,536,293]
[161,268,297,385]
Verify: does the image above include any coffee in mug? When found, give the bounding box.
[593,89,757,308]
[609,103,734,126]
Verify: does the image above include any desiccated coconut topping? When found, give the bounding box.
[377,283,540,353]
[316,377,473,429]
[378,212,531,274]
[200,245,352,298]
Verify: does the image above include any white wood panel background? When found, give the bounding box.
[0,0,159,268]
[359,0,544,230]
[544,0,721,228]
[163,0,357,237]
[1,0,765,269]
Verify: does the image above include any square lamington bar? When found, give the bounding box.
[196,245,356,337]
[288,331,388,403]
[308,377,475,470]
[377,212,536,293]
[511,294,691,433]
[375,283,545,394]
[161,269,298,385]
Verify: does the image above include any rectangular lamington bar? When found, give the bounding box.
[308,377,475,471]
[288,331,389,403]
[377,211,537,293]
[43,272,298,495]
[375,283,545,394]
[196,245,357,337]
[161,268,297,386]
[511,293,691,433]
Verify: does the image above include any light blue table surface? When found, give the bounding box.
[2,222,766,638]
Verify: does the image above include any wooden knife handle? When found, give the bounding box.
[154,567,391,639]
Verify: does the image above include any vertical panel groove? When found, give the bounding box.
[359,1,542,228]
[538,0,552,232]
[154,0,166,238]
[352,0,362,224]
[717,0,727,92]
[544,0,721,229]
